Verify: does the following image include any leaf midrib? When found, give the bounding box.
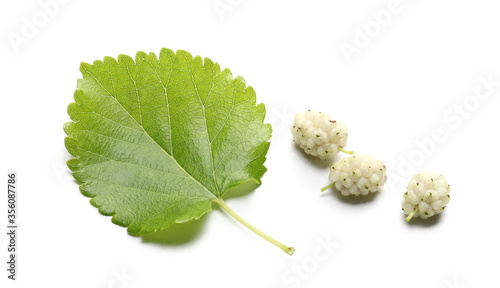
[186,59,220,197]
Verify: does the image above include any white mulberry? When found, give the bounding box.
[322,154,387,196]
[402,171,450,221]
[290,110,348,160]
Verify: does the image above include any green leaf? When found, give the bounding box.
[65,48,293,255]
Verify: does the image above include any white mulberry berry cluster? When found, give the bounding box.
[325,154,387,196]
[402,171,450,221]
[290,110,348,160]
[290,109,451,222]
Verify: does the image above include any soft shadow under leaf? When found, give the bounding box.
[137,215,208,246]
[223,180,259,200]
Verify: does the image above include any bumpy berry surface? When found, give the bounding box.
[402,171,450,220]
[328,154,387,196]
[290,110,348,159]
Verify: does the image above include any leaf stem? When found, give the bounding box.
[320,182,336,192]
[339,148,354,155]
[214,198,295,256]
[405,208,417,222]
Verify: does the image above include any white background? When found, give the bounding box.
[1,0,500,287]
